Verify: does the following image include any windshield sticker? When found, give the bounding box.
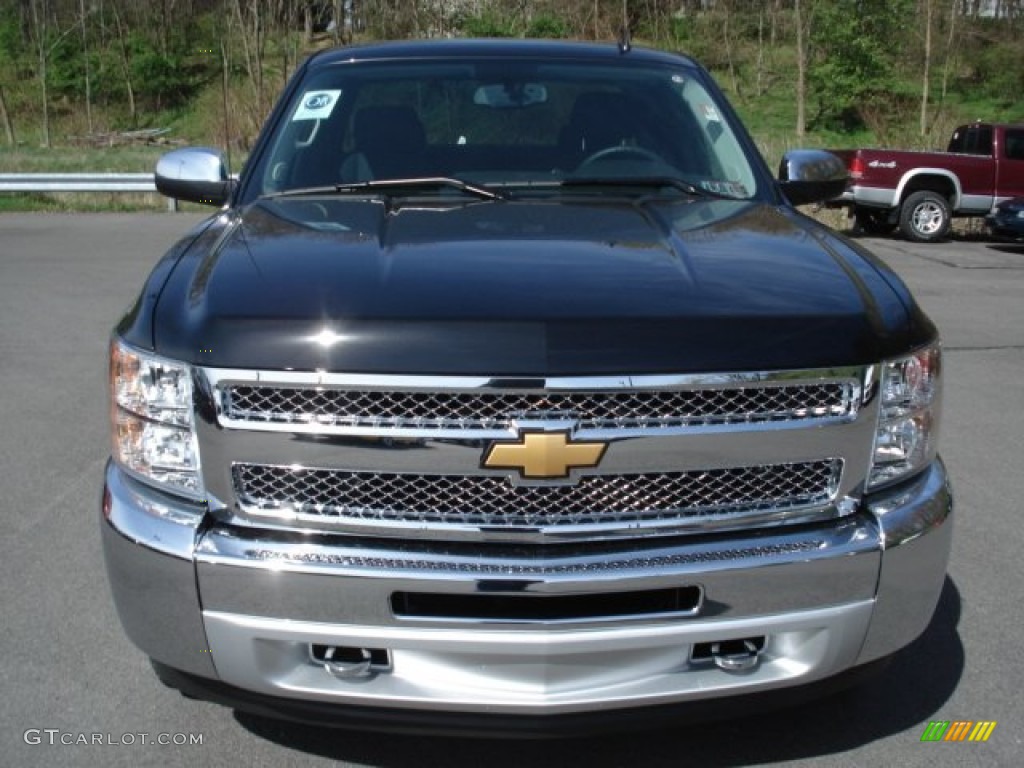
[701,104,721,123]
[292,90,342,121]
[699,180,748,197]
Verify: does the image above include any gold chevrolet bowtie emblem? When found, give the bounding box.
[482,430,608,479]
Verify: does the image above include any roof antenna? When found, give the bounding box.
[618,0,631,53]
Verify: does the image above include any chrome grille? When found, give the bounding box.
[232,460,842,532]
[221,382,855,430]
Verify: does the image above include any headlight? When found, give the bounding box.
[868,342,941,490]
[109,339,203,497]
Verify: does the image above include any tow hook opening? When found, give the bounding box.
[691,636,766,672]
[310,644,391,679]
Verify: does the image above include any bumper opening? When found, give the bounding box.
[390,586,703,622]
[691,636,766,670]
[311,644,392,679]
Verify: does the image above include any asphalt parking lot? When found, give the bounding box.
[1,212,1021,767]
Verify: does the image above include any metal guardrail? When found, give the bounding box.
[0,172,180,211]
[0,172,156,191]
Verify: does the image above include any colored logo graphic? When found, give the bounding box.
[292,89,342,121]
[920,720,997,742]
[304,93,332,110]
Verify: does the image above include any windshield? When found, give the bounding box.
[250,58,760,201]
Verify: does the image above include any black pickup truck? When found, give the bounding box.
[102,39,951,735]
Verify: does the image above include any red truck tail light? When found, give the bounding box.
[849,156,865,180]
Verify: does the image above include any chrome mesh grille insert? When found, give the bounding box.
[221,382,855,431]
[232,460,842,531]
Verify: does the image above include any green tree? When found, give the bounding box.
[0,5,24,144]
[808,0,914,131]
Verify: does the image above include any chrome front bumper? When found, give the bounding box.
[101,458,952,716]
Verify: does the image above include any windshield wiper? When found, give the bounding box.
[263,176,506,201]
[560,176,738,200]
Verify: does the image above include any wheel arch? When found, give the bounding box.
[896,170,961,211]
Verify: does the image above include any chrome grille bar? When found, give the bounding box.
[222,382,855,431]
[232,459,842,535]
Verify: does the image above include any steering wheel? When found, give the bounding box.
[576,145,664,171]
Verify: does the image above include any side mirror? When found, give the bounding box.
[778,149,848,206]
[155,147,234,207]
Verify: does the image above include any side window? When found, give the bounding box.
[1004,129,1024,161]
[975,126,994,156]
[965,127,979,154]
[959,125,994,156]
[947,129,964,153]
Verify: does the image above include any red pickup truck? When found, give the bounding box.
[830,122,1024,242]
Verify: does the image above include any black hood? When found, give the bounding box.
[151,196,926,375]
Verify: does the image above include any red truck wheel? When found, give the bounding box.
[899,191,951,243]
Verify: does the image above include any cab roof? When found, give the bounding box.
[307,38,699,70]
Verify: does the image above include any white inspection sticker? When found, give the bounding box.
[291,90,342,121]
